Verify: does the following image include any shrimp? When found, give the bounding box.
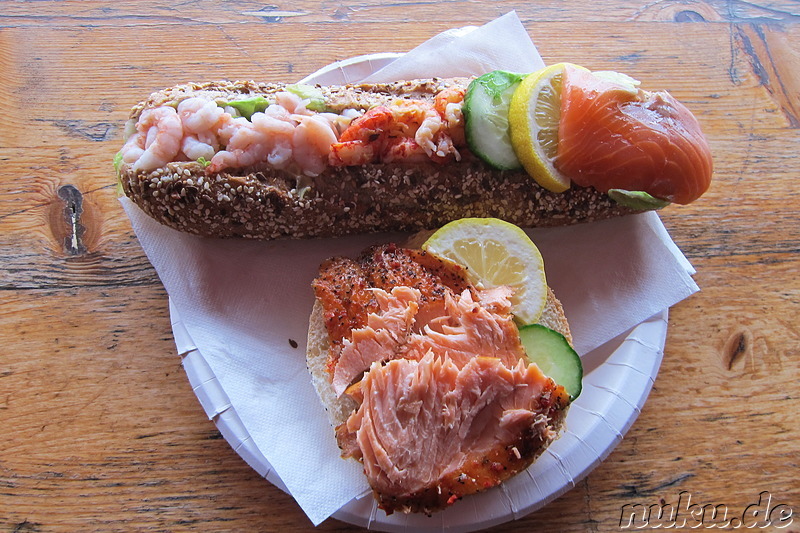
[329,141,376,167]
[384,138,427,163]
[181,134,216,161]
[268,138,293,168]
[130,106,183,172]
[293,115,338,176]
[251,111,296,137]
[216,115,249,146]
[434,86,466,146]
[408,104,446,158]
[392,100,460,163]
[329,107,393,166]
[252,112,296,169]
[120,132,145,164]
[209,111,298,172]
[339,106,393,143]
[434,87,466,118]
[264,102,294,122]
[176,98,229,162]
[178,97,226,134]
[276,91,313,117]
[209,120,269,172]
[319,109,360,137]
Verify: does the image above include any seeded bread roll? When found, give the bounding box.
[118,79,639,240]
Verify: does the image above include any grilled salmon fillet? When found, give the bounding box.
[338,353,569,514]
[308,244,572,515]
[312,244,471,374]
[331,285,527,396]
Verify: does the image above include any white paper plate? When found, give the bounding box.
[171,301,666,532]
[167,53,668,531]
[298,52,403,86]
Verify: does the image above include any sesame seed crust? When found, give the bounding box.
[120,79,642,240]
[119,157,638,240]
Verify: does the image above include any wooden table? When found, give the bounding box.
[2,1,798,531]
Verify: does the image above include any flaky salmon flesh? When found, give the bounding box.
[312,245,571,514]
[338,353,569,514]
[312,244,471,374]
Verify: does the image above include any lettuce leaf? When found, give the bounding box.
[286,84,327,112]
[224,96,271,119]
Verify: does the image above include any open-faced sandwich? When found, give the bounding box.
[306,218,583,514]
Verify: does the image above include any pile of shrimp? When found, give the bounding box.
[120,87,466,176]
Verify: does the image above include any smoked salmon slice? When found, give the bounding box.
[338,352,570,514]
[556,65,713,204]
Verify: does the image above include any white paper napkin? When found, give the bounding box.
[119,12,698,526]
[362,11,544,82]
[527,213,698,355]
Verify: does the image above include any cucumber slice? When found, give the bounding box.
[464,70,525,170]
[518,324,582,400]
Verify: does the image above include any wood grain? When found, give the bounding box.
[2,1,799,531]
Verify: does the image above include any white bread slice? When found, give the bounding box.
[306,300,358,427]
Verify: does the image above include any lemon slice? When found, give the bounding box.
[508,62,587,193]
[422,218,547,324]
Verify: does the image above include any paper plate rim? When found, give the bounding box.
[171,299,666,532]
[298,53,403,86]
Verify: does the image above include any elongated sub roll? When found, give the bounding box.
[116,78,642,239]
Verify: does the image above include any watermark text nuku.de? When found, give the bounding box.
[619,490,793,529]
